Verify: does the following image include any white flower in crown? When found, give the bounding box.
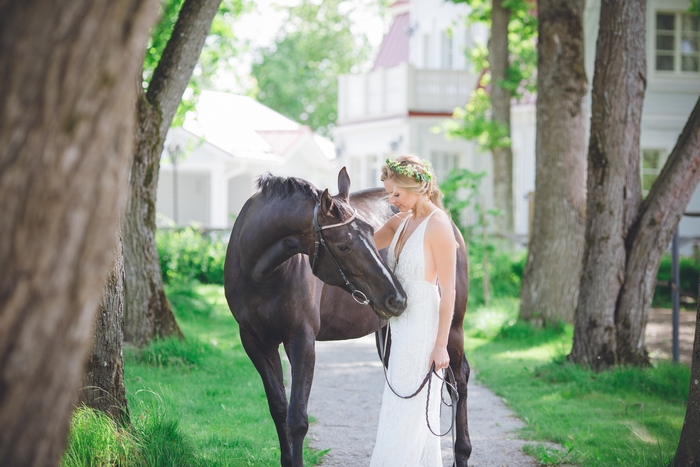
[385,156,433,183]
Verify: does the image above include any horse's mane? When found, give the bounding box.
[255,173,352,218]
[256,173,321,202]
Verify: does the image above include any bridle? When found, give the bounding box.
[309,203,370,306]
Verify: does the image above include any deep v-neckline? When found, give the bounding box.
[393,210,437,264]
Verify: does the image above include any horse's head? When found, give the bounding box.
[310,168,407,319]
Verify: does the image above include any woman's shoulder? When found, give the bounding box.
[425,210,454,239]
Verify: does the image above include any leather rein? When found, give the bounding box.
[309,203,370,306]
[377,322,459,439]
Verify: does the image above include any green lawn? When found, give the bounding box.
[122,283,324,467]
[464,298,690,467]
[63,284,691,467]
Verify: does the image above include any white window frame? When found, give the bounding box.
[441,31,453,69]
[655,10,700,74]
[430,151,461,182]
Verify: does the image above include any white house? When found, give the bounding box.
[156,91,337,229]
[334,0,700,248]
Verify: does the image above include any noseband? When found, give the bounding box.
[309,203,370,306]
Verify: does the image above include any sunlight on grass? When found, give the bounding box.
[464,299,689,467]
[122,283,326,466]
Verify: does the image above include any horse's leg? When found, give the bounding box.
[239,327,293,467]
[283,330,316,467]
[448,330,472,467]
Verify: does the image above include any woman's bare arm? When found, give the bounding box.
[426,211,457,371]
[373,213,405,250]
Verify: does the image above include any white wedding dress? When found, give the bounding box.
[370,210,443,467]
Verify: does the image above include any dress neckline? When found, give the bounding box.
[393,209,439,264]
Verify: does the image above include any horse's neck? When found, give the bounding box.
[242,197,314,282]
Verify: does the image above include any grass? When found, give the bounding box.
[63,282,324,467]
[63,282,691,466]
[464,298,690,467]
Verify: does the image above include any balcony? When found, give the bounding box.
[337,63,476,124]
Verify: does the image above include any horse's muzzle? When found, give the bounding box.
[372,293,406,319]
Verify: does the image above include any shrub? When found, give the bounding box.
[156,226,226,285]
[652,253,700,309]
[467,245,526,306]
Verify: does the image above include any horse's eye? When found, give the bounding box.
[336,244,351,253]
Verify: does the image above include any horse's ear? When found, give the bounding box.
[337,167,350,201]
[320,188,334,216]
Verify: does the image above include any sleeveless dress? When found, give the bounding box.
[370,210,443,467]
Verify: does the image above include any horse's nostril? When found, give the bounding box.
[386,294,407,314]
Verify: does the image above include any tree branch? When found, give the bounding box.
[146,0,221,137]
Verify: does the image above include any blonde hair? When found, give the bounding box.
[380,154,446,211]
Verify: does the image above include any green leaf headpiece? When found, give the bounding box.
[385,156,434,184]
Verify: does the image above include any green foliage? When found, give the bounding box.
[156,226,227,285]
[465,302,689,467]
[443,88,511,151]
[691,0,700,16]
[143,0,247,126]
[124,284,326,466]
[125,335,220,369]
[652,253,700,309]
[165,281,218,320]
[61,404,199,467]
[441,0,537,148]
[251,0,377,136]
[441,168,524,306]
[130,403,199,467]
[62,406,136,467]
[523,443,575,466]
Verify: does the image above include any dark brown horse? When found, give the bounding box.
[224,169,472,467]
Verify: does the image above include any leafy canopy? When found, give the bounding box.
[143,0,247,126]
[251,0,381,137]
[441,0,537,150]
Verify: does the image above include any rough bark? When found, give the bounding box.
[519,0,587,325]
[672,280,700,466]
[79,230,129,425]
[0,1,158,465]
[123,0,221,347]
[489,0,514,233]
[569,0,646,369]
[616,96,700,365]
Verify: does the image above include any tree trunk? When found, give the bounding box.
[123,0,221,347]
[489,0,514,233]
[569,0,646,369]
[673,280,700,466]
[519,0,587,325]
[616,96,700,365]
[79,230,129,425]
[0,1,158,465]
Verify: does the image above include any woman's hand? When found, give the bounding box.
[430,345,450,371]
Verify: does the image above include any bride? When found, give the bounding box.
[371,154,457,466]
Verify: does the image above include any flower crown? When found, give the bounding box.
[385,156,434,183]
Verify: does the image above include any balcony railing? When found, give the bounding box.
[337,63,475,124]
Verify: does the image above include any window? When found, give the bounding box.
[430,151,460,182]
[441,31,453,69]
[641,149,667,196]
[366,154,380,188]
[656,12,700,73]
[423,34,431,68]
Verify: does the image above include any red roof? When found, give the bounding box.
[372,12,410,71]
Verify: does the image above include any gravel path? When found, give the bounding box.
[305,335,558,467]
